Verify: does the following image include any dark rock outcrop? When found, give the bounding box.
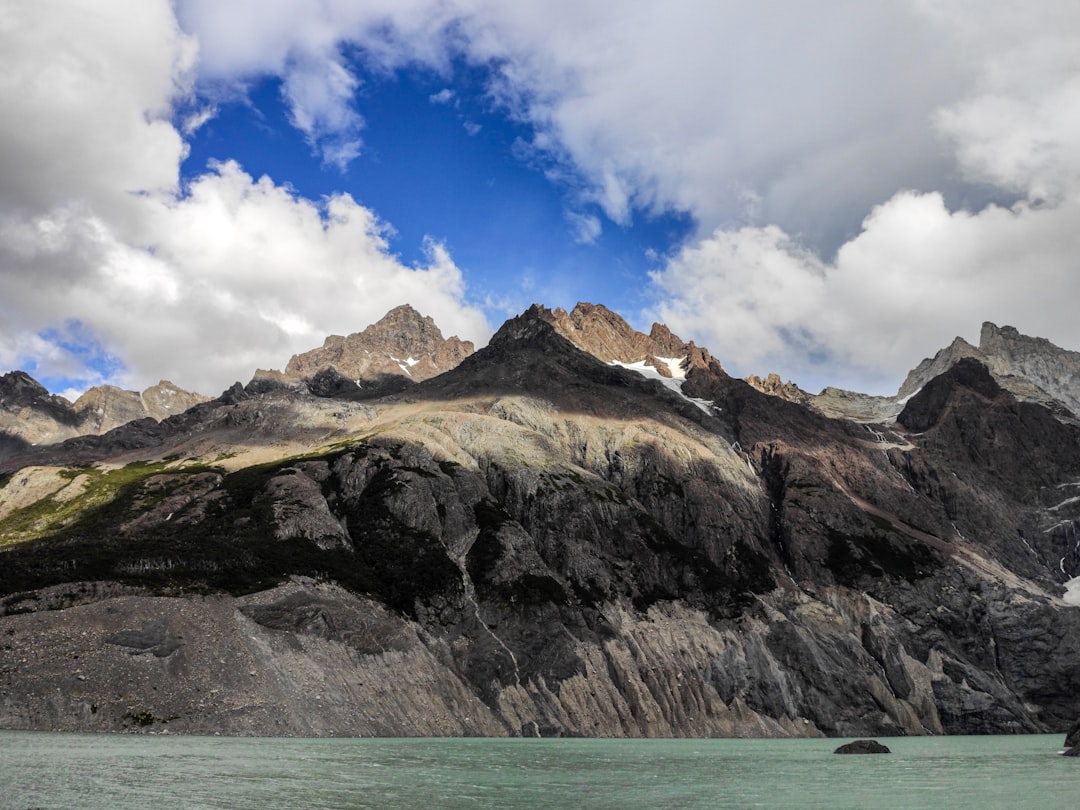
[834,740,891,754]
[1066,720,1080,748]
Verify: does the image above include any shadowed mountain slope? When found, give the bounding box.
[2,305,1079,738]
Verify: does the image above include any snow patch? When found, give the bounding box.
[388,354,414,377]
[610,357,714,415]
[1064,576,1080,606]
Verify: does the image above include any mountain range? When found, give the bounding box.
[1,303,1078,739]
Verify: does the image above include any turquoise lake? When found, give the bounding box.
[0,732,1076,809]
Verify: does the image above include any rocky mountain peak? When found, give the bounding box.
[745,373,813,407]
[897,336,984,401]
[895,322,1080,419]
[813,322,1080,425]
[72,381,209,435]
[536,302,683,365]
[521,301,721,381]
[0,371,52,407]
[975,322,1080,414]
[283,304,475,390]
[488,304,564,348]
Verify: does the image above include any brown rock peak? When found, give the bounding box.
[745,373,813,406]
[284,304,475,386]
[531,302,704,378]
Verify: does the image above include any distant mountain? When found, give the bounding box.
[1,304,1079,740]
[810,322,1080,423]
[276,303,474,396]
[0,371,207,456]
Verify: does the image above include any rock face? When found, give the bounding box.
[2,304,1080,738]
[283,304,474,394]
[1066,720,1080,748]
[975,322,1080,418]
[536,303,688,363]
[834,740,891,754]
[533,302,717,377]
[72,381,208,435]
[0,371,81,448]
[746,373,813,407]
[908,322,1080,420]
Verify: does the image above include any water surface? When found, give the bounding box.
[1,732,1075,809]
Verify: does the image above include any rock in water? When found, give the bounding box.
[1065,720,1080,749]
[834,740,892,754]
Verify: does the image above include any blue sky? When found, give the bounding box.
[2,1,1080,399]
[182,64,694,322]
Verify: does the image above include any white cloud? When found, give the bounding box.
[0,0,489,395]
[653,190,1080,394]
[0,0,192,220]
[182,105,218,135]
[7,0,1080,399]
[429,88,455,105]
[566,211,601,245]
[650,2,1080,393]
[280,51,365,170]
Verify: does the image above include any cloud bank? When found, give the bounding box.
[4,0,1080,398]
[175,0,1080,392]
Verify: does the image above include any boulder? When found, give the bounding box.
[834,739,891,754]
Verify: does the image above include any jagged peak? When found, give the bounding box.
[284,304,475,386]
[745,373,813,406]
[0,370,52,400]
[528,301,700,371]
[488,305,564,347]
[896,336,984,400]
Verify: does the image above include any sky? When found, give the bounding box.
[2,1,1079,400]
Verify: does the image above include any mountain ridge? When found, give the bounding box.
[2,304,1079,739]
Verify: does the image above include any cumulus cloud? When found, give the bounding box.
[174,2,969,240]
[651,2,1080,393]
[7,0,1080,398]
[653,191,1080,394]
[0,0,488,395]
